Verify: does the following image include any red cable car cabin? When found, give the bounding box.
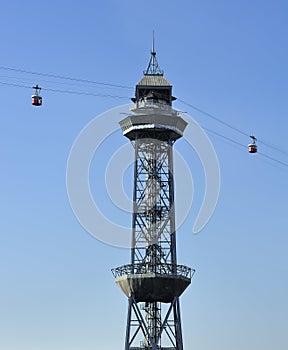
[31,94,42,106]
[248,143,257,153]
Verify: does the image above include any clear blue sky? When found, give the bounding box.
[1,1,288,349]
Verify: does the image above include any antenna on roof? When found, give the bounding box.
[144,31,164,76]
[152,30,155,55]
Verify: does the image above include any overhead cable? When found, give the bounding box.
[0,65,133,90]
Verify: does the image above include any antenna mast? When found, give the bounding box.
[144,32,164,75]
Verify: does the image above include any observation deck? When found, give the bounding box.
[112,263,194,303]
[119,99,187,141]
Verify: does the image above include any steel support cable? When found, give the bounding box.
[1,72,288,161]
[0,65,287,153]
[203,127,247,149]
[257,140,288,157]
[0,65,133,90]
[257,152,288,168]
[0,73,128,90]
[177,97,288,158]
[0,70,285,154]
[0,80,128,99]
[204,126,288,168]
[177,98,248,137]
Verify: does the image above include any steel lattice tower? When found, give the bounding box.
[112,48,195,350]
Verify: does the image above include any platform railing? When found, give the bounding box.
[112,262,194,280]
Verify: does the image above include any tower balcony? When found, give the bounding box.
[112,263,195,303]
[119,107,187,141]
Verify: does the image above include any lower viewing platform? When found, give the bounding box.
[112,263,195,303]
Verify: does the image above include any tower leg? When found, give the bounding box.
[174,298,184,350]
[125,297,132,350]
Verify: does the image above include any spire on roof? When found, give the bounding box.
[144,31,164,76]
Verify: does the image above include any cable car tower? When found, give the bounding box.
[112,43,194,350]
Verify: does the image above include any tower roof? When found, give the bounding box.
[132,35,175,105]
[136,74,172,87]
